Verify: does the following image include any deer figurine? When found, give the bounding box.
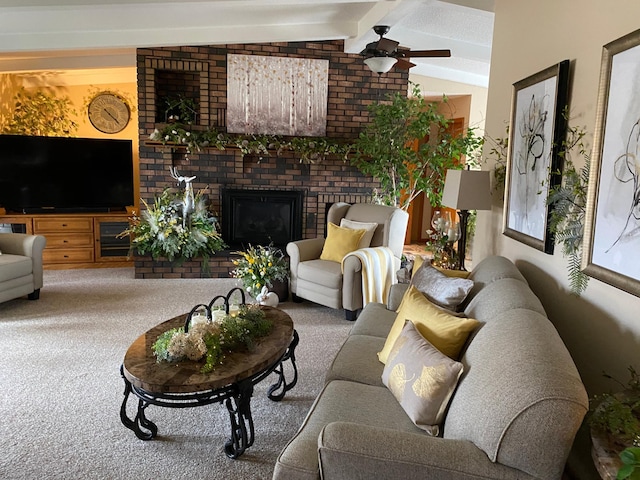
[169,166,196,228]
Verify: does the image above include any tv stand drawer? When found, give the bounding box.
[44,233,94,249]
[43,248,95,264]
[34,217,93,233]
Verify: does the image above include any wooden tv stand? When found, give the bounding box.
[0,212,133,270]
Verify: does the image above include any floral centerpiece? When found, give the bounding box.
[231,244,289,296]
[152,304,272,373]
[119,188,226,263]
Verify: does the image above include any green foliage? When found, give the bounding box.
[231,244,289,295]
[547,120,590,295]
[590,367,640,448]
[3,87,78,136]
[163,94,198,124]
[152,305,273,374]
[119,188,226,263]
[618,447,640,480]
[352,83,483,210]
[150,124,354,163]
[483,127,509,197]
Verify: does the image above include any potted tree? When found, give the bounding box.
[352,83,483,211]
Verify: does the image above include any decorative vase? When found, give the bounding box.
[269,279,289,302]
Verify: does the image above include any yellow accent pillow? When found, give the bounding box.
[378,285,480,363]
[435,266,471,279]
[413,255,425,273]
[320,222,366,263]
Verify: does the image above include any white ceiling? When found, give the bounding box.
[0,0,494,87]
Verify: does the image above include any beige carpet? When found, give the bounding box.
[0,268,353,480]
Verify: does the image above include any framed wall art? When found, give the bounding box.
[503,59,570,253]
[583,29,640,297]
[226,54,329,136]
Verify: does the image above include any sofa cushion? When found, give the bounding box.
[273,380,423,480]
[410,263,473,310]
[320,222,365,263]
[339,218,377,249]
[297,259,343,289]
[348,302,396,338]
[444,309,589,479]
[378,286,480,362]
[461,255,528,309]
[326,334,386,386]
[0,254,32,283]
[382,321,463,436]
[463,277,546,323]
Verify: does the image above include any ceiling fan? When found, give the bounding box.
[360,25,451,74]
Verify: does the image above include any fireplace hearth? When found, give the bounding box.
[222,189,304,249]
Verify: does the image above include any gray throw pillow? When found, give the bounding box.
[410,263,473,310]
[382,320,464,436]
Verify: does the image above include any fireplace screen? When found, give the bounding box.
[222,189,304,248]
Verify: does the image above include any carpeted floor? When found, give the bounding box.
[0,268,353,480]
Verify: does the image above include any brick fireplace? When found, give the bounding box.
[135,40,409,278]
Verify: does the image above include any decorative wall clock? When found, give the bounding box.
[88,92,130,134]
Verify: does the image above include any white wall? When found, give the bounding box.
[479,0,640,397]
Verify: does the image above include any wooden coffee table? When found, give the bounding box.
[119,306,298,458]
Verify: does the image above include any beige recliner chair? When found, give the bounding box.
[0,233,46,304]
[287,202,409,320]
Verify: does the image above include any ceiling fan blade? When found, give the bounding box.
[394,58,415,70]
[376,37,399,53]
[406,49,452,58]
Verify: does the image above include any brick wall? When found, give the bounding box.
[135,40,409,278]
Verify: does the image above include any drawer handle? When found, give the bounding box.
[62,224,67,227]
[63,240,68,243]
[63,255,69,258]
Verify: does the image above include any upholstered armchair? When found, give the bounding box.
[287,202,409,320]
[0,233,46,304]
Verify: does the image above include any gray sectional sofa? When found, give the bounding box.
[273,255,588,480]
[0,233,46,304]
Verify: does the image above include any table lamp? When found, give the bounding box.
[441,169,492,270]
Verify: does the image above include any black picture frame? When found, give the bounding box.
[503,59,570,253]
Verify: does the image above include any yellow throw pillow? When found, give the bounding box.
[413,255,425,273]
[378,285,480,363]
[434,266,471,279]
[320,222,366,263]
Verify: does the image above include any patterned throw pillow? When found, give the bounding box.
[382,320,464,436]
[410,263,474,310]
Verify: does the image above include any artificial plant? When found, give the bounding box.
[352,82,483,211]
[547,120,590,295]
[2,87,78,136]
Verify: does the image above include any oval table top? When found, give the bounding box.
[122,306,294,394]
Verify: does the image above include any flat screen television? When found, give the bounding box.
[0,134,134,214]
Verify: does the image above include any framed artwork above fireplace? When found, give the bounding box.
[226,54,329,136]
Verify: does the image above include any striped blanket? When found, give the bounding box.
[342,246,396,306]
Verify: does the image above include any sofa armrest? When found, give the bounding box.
[0,233,45,257]
[0,233,47,290]
[286,237,325,265]
[386,283,409,311]
[286,238,326,294]
[318,422,524,479]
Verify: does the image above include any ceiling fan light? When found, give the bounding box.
[364,56,397,74]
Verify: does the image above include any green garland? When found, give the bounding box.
[152,304,272,374]
[149,123,355,163]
